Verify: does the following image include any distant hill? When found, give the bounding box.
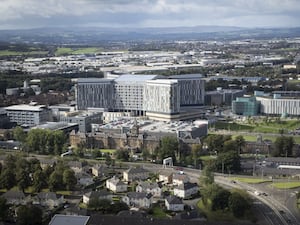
[0,26,299,44]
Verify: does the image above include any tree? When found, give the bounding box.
[16,159,31,191]
[63,169,77,191]
[200,163,215,186]
[32,169,47,192]
[211,187,231,211]
[158,136,178,163]
[0,168,16,190]
[0,197,9,221]
[16,205,42,225]
[229,192,251,218]
[235,135,246,155]
[216,151,241,174]
[49,171,63,191]
[273,136,294,157]
[13,126,27,143]
[191,144,202,167]
[223,139,238,153]
[105,153,112,166]
[115,149,129,161]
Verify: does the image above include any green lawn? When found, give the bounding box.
[151,205,168,219]
[231,177,271,184]
[101,149,116,154]
[271,182,300,189]
[0,50,48,56]
[200,155,217,161]
[55,47,102,56]
[212,120,300,134]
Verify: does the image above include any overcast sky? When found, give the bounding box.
[0,0,300,30]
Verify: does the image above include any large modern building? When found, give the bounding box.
[232,96,260,116]
[257,96,300,116]
[75,74,205,121]
[5,103,51,127]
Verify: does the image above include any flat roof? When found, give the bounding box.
[77,78,113,83]
[48,215,90,225]
[5,104,46,112]
[168,74,203,79]
[114,74,158,83]
[146,79,178,85]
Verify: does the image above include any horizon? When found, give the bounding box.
[0,0,299,30]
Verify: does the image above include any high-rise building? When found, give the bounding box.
[75,74,205,120]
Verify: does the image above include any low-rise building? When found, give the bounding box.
[83,190,112,205]
[2,190,26,205]
[33,192,64,209]
[173,182,198,199]
[136,181,162,197]
[172,173,190,186]
[123,167,149,182]
[106,176,127,193]
[122,192,153,209]
[165,195,184,211]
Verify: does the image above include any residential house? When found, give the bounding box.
[122,192,153,209]
[106,176,127,193]
[123,167,149,182]
[165,195,184,211]
[172,173,190,186]
[76,172,94,187]
[2,190,26,205]
[92,164,107,177]
[33,192,64,209]
[136,181,162,197]
[83,190,112,205]
[173,182,198,199]
[158,171,173,184]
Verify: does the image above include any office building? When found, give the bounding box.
[232,96,259,116]
[5,103,51,127]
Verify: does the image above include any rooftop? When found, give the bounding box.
[49,215,90,225]
[5,104,47,112]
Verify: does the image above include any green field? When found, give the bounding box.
[213,120,300,134]
[151,205,168,219]
[271,182,300,189]
[55,47,102,56]
[0,50,48,56]
[231,177,271,184]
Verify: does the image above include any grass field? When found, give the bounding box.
[101,149,116,154]
[55,47,102,56]
[151,205,168,219]
[270,182,300,189]
[231,177,271,184]
[213,120,300,134]
[0,50,48,56]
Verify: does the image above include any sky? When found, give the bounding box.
[0,0,300,30]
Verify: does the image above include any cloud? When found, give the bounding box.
[0,0,299,29]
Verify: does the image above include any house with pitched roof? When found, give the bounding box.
[2,190,26,205]
[106,176,127,193]
[123,167,149,182]
[173,182,198,199]
[33,192,64,209]
[136,181,162,197]
[122,192,153,209]
[165,195,184,211]
[172,173,190,186]
[83,190,112,205]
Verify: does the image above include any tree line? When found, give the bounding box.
[0,154,77,192]
[13,127,67,155]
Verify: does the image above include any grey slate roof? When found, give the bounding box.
[165,195,183,205]
[126,192,152,199]
[176,182,198,191]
